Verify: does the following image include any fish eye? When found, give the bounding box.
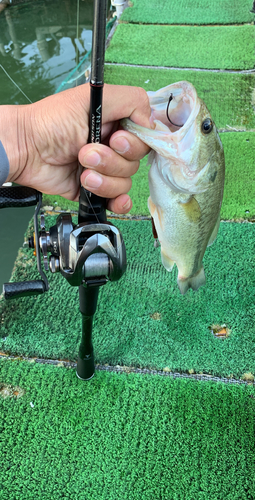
[201,118,213,134]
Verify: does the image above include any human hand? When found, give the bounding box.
[1,84,151,214]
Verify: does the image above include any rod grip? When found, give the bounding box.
[0,186,39,208]
[3,280,46,299]
[76,315,95,381]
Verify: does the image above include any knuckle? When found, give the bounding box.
[97,160,107,174]
[111,178,132,198]
[131,160,140,173]
[134,86,150,110]
[129,87,151,127]
[126,177,132,192]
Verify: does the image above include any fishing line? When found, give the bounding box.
[84,190,102,226]
[0,64,32,103]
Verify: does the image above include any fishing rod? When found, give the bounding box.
[76,0,126,380]
[75,0,108,381]
[0,0,126,381]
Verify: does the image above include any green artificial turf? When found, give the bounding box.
[121,0,255,25]
[42,132,255,221]
[105,24,255,70]
[0,217,255,379]
[104,65,255,131]
[220,132,255,220]
[0,358,254,500]
[2,1,254,496]
[42,198,78,212]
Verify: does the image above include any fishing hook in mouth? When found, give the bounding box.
[166,93,184,128]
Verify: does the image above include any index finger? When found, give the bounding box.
[102,84,151,129]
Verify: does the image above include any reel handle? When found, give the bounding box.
[1,189,49,299]
[3,280,47,299]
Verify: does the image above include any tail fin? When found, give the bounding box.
[177,267,206,295]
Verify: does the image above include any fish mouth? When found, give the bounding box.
[147,82,207,194]
[148,81,200,139]
[121,82,203,192]
[121,81,200,155]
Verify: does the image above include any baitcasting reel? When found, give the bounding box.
[1,185,127,380]
[33,212,126,288]
[2,187,126,297]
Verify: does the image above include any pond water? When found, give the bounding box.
[0,0,96,290]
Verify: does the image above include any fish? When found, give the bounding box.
[121,81,225,294]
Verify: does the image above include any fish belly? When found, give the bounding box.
[148,158,219,294]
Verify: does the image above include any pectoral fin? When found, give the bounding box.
[161,250,175,272]
[148,197,164,231]
[148,196,156,217]
[180,196,201,223]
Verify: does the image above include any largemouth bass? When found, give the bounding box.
[121,81,225,294]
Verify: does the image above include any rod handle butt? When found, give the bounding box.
[76,353,95,381]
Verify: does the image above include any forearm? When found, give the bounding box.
[0,105,29,183]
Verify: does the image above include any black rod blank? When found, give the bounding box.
[78,0,108,225]
[76,0,108,380]
[90,0,107,86]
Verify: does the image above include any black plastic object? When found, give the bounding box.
[78,188,107,224]
[2,189,49,298]
[0,186,39,208]
[3,280,46,299]
[76,285,99,380]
